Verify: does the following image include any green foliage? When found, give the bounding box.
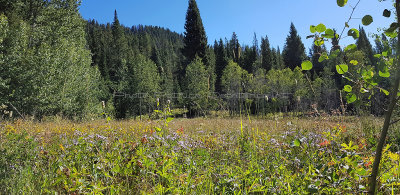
[182,0,207,64]
[337,0,348,7]
[301,60,312,71]
[261,35,273,71]
[2,119,400,194]
[362,15,373,26]
[348,28,359,39]
[221,60,249,94]
[185,57,210,116]
[283,23,307,70]
[0,1,102,119]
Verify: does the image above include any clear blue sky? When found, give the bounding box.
[79,0,394,50]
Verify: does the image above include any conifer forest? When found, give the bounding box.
[1,0,400,194]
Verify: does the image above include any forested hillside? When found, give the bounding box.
[0,0,392,119]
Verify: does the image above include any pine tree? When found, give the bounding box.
[260,35,273,71]
[214,39,228,93]
[241,45,256,73]
[182,0,207,64]
[229,32,241,63]
[356,27,375,65]
[276,46,284,69]
[282,23,306,70]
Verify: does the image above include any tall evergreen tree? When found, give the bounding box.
[356,27,375,65]
[229,32,241,63]
[282,23,306,70]
[260,35,273,71]
[214,39,228,93]
[275,46,284,69]
[182,0,207,64]
[241,45,256,73]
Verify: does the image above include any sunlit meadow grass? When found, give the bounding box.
[0,116,399,194]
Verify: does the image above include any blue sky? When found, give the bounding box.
[79,0,394,50]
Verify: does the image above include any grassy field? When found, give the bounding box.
[1,116,399,194]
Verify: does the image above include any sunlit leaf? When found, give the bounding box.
[310,25,316,33]
[314,39,324,46]
[315,23,326,33]
[344,44,357,52]
[337,0,348,7]
[322,28,334,38]
[346,93,357,103]
[379,70,390,78]
[336,64,348,74]
[381,89,389,96]
[318,52,329,62]
[301,60,313,70]
[348,28,359,39]
[350,60,358,65]
[385,23,398,38]
[343,85,352,92]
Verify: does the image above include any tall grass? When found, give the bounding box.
[0,117,399,194]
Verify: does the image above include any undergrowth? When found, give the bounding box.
[0,116,399,194]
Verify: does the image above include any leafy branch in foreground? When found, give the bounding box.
[302,0,400,194]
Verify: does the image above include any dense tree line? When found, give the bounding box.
[0,0,389,119]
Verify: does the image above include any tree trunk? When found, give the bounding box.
[369,1,400,193]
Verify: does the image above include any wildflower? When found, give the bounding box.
[365,161,372,168]
[328,161,335,166]
[59,144,65,151]
[319,140,330,147]
[141,136,148,144]
[177,126,184,134]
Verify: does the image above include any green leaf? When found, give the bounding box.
[343,85,352,92]
[330,49,341,59]
[318,52,329,62]
[385,23,398,38]
[166,117,174,123]
[345,22,349,28]
[360,88,369,93]
[344,44,357,52]
[349,60,358,65]
[379,70,390,78]
[314,39,324,46]
[322,28,334,38]
[155,127,162,132]
[336,64,348,74]
[310,25,316,33]
[337,0,348,7]
[362,15,373,26]
[381,89,389,96]
[374,54,381,58]
[382,51,388,57]
[315,23,326,33]
[292,139,301,147]
[348,28,359,39]
[301,60,313,71]
[383,9,391,18]
[346,93,357,103]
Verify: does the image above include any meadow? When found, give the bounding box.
[1,115,400,194]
